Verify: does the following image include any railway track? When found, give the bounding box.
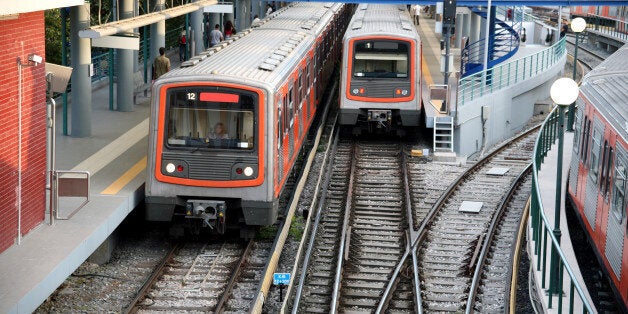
[287,126,540,313]
[413,127,538,312]
[292,136,416,313]
[126,239,268,313]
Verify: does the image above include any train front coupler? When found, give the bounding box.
[185,199,227,234]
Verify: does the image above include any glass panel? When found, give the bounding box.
[352,40,409,78]
[612,160,626,221]
[165,87,256,150]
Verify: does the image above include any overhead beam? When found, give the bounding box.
[78,0,217,39]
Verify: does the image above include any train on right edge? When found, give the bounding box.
[567,44,628,310]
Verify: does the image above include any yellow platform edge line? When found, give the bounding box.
[422,54,434,87]
[101,156,147,195]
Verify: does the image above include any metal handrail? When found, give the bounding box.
[529,105,594,313]
[457,37,566,108]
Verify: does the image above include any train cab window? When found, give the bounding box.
[611,156,627,221]
[165,88,256,150]
[352,40,409,79]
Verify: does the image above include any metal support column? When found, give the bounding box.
[150,0,166,66]
[117,0,135,112]
[191,1,204,56]
[70,3,92,137]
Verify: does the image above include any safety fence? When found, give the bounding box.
[457,36,566,107]
[529,105,594,313]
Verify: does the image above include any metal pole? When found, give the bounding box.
[61,8,68,135]
[567,33,579,132]
[550,106,565,294]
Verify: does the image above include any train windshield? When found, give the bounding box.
[352,40,409,79]
[164,87,257,150]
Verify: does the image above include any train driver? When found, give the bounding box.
[208,122,230,139]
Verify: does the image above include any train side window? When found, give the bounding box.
[600,141,610,197]
[581,119,591,164]
[283,94,289,134]
[288,84,294,127]
[604,146,614,199]
[298,69,303,105]
[277,97,283,148]
[611,156,626,222]
[589,127,602,183]
[306,61,311,93]
[573,105,582,154]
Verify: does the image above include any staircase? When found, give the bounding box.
[460,6,522,78]
[433,116,454,152]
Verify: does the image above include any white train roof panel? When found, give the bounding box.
[344,4,417,40]
[580,44,628,142]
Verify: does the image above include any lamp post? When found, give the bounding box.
[567,17,586,132]
[548,77,579,294]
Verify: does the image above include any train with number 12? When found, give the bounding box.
[144,2,353,237]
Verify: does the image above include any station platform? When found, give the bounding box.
[0,50,182,314]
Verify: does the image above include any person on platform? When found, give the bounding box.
[210,24,223,47]
[179,31,187,61]
[153,47,170,80]
[266,4,273,15]
[224,20,236,39]
[412,4,421,25]
[252,14,261,27]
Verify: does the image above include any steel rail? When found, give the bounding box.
[378,124,541,310]
[465,164,533,313]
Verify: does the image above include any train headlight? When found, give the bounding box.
[352,87,365,96]
[244,166,254,177]
[395,88,409,96]
[166,163,176,173]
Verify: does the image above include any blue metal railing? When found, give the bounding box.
[530,106,594,313]
[457,37,566,107]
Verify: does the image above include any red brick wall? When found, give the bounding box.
[0,11,47,253]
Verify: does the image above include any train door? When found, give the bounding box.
[568,103,583,197]
[605,143,627,289]
[581,116,603,233]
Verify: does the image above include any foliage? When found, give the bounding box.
[45,9,66,65]
[289,215,305,240]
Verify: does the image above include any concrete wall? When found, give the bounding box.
[0,12,47,253]
[454,54,566,157]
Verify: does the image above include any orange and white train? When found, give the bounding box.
[339,4,422,135]
[145,2,353,236]
[567,44,628,310]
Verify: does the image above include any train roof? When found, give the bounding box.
[255,2,344,34]
[580,44,628,142]
[343,4,418,41]
[158,2,343,88]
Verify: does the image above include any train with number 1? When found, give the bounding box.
[339,4,422,135]
[144,2,353,236]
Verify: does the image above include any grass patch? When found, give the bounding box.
[289,215,305,240]
[257,225,278,239]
